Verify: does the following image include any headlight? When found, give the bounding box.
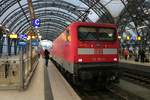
[78,58,83,62]
[113,58,117,61]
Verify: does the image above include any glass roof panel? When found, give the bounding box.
[100,0,124,17]
[1,0,125,23]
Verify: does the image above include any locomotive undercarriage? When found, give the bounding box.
[73,63,120,86]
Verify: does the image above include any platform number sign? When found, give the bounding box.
[18,34,28,46]
[31,40,39,46]
[18,41,27,46]
[18,34,28,40]
[32,19,40,28]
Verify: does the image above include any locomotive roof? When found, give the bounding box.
[69,22,117,28]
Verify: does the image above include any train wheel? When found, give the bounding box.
[72,75,81,86]
[66,72,71,82]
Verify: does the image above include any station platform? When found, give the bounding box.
[46,59,81,100]
[120,59,150,67]
[120,58,150,68]
[120,58,150,73]
[0,57,80,100]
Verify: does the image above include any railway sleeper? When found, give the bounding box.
[123,73,150,84]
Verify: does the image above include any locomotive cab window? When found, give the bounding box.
[78,27,97,40]
[98,28,115,41]
[78,26,116,41]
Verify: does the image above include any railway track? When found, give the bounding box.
[73,84,143,100]
[122,70,150,89]
[51,59,144,100]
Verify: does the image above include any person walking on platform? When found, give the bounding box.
[123,48,129,60]
[44,49,50,66]
[139,48,145,62]
[134,48,139,62]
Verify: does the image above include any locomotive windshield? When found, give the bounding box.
[78,27,116,41]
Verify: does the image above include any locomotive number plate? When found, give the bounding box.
[94,49,103,54]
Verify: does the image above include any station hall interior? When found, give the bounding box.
[0,0,150,100]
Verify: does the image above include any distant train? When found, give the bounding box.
[51,22,120,85]
[37,40,52,57]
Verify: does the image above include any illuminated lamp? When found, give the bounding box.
[78,58,82,62]
[113,58,117,61]
[27,36,31,40]
[32,36,36,39]
[126,36,130,40]
[137,36,141,41]
[38,35,42,39]
[68,35,71,41]
[118,36,121,39]
[66,35,71,41]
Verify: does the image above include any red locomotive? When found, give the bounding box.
[51,22,120,85]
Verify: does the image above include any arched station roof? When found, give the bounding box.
[1,0,150,42]
[1,0,114,40]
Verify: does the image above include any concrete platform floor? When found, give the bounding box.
[120,59,150,67]
[46,60,81,100]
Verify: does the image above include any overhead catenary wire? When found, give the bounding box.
[78,0,115,23]
[77,0,102,21]
[16,0,31,27]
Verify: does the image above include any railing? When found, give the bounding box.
[0,44,39,90]
[0,58,20,89]
[23,54,39,89]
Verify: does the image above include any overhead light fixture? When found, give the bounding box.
[6,28,10,32]
[137,26,148,29]
[38,35,42,39]
[137,36,141,41]
[118,36,121,39]
[132,14,136,17]
[3,34,7,38]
